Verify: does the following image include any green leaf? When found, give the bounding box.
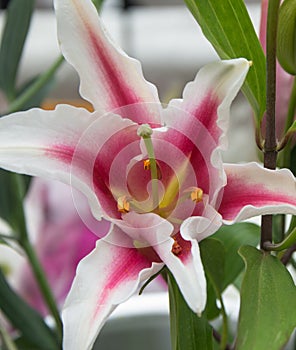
[213,223,260,289]
[204,277,221,321]
[168,271,213,350]
[16,75,55,111]
[0,269,59,350]
[0,0,35,100]
[0,170,27,239]
[277,0,296,75]
[200,239,229,349]
[92,0,104,12]
[287,120,296,134]
[199,238,224,320]
[200,238,225,294]
[184,0,266,122]
[291,144,296,176]
[237,245,296,350]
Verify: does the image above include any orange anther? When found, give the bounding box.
[117,196,130,213]
[143,159,151,170]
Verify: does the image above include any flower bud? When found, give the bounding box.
[277,0,296,75]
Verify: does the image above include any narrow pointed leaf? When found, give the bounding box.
[168,271,213,350]
[0,269,59,350]
[237,245,296,350]
[291,144,296,175]
[0,0,35,100]
[0,170,27,239]
[184,0,266,121]
[287,120,296,134]
[265,226,296,251]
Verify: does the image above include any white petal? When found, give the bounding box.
[54,0,160,122]
[220,162,296,222]
[62,225,163,350]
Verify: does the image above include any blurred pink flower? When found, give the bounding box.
[17,178,110,316]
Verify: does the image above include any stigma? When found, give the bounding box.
[117,196,130,213]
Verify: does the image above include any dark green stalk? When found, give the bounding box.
[21,238,63,342]
[261,0,281,249]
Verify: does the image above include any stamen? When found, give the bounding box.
[143,159,151,170]
[190,187,203,203]
[143,159,162,180]
[172,238,182,256]
[117,196,130,213]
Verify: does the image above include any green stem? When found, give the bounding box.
[7,55,64,114]
[261,0,281,249]
[0,233,19,241]
[0,325,18,350]
[21,238,63,341]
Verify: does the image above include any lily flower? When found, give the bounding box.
[0,0,295,349]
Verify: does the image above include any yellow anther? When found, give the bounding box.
[190,187,203,203]
[143,159,151,170]
[117,196,130,213]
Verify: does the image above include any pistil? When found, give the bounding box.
[137,124,159,211]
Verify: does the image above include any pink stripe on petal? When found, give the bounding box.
[93,245,154,314]
[55,0,161,122]
[86,27,142,109]
[168,59,250,152]
[219,163,296,221]
[184,93,220,144]
[153,233,206,314]
[45,144,75,165]
[62,230,162,350]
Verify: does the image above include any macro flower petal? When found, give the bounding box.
[219,162,296,222]
[162,59,250,206]
[62,225,163,350]
[0,104,94,183]
[0,105,140,220]
[166,58,250,149]
[54,0,161,123]
[181,204,222,242]
[153,232,206,315]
